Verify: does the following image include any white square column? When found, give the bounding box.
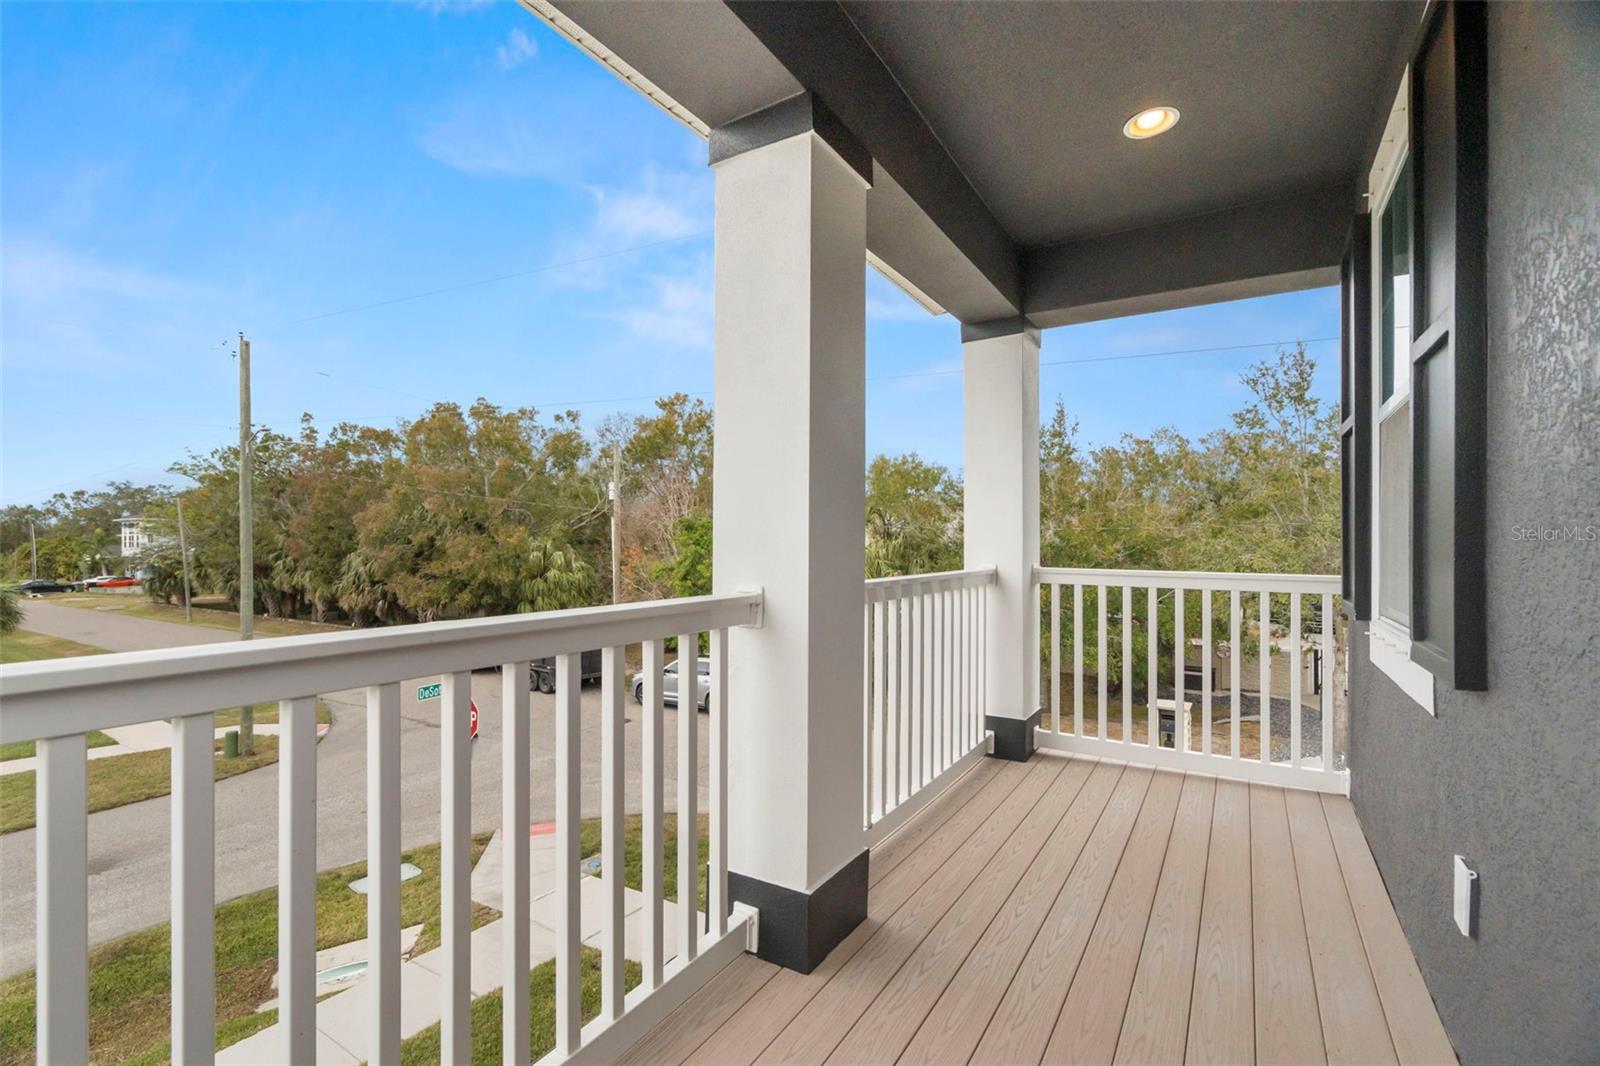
[711,105,870,973]
[963,321,1042,759]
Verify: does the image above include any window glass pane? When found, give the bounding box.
[1380,159,1413,402]
[1379,400,1412,626]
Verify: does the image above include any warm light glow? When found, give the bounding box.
[1123,106,1180,139]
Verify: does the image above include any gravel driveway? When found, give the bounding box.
[0,601,708,977]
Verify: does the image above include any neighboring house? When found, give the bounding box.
[116,515,149,559]
[3,3,1594,1065]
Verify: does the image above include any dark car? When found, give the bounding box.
[13,579,72,594]
[528,649,604,694]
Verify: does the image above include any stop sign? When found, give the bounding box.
[469,700,479,740]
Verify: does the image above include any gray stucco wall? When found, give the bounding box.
[1347,5,1600,1063]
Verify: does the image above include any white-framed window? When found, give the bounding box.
[1366,71,1434,714]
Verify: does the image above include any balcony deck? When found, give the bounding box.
[622,752,1457,1065]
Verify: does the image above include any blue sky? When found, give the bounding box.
[0,0,1338,506]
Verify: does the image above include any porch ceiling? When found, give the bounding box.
[534,0,1424,325]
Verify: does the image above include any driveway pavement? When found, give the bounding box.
[0,600,709,977]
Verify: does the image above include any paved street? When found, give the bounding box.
[0,600,709,977]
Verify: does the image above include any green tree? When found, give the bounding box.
[865,453,962,577]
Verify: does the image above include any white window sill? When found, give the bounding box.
[1368,619,1435,714]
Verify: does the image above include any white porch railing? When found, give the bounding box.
[1035,567,1347,794]
[0,592,763,1066]
[862,567,996,844]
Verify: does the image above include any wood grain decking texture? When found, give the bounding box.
[623,752,1457,1066]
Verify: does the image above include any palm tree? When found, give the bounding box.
[0,587,22,635]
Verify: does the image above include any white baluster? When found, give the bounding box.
[1202,594,1214,757]
[1321,593,1336,772]
[710,628,730,937]
[554,655,581,1056]
[502,663,531,1066]
[36,734,88,1066]
[678,632,700,964]
[367,683,401,1066]
[1073,583,1084,738]
[1230,590,1243,760]
[280,698,317,1065]
[172,713,215,1065]
[1048,583,1059,734]
[1121,585,1133,744]
[643,640,665,989]
[1147,587,1159,750]
[1174,590,1185,752]
[1097,583,1109,742]
[873,600,886,820]
[1290,595,1303,769]
[441,671,472,1062]
[601,647,626,1021]
[1260,594,1273,765]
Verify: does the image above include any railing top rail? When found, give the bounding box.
[1035,565,1339,595]
[864,566,996,602]
[0,591,763,745]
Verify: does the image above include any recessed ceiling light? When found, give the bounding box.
[1123,106,1180,140]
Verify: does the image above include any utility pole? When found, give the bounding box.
[29,520,37,580]
[237,332,255,755]
[609,444,622,604]
[176,495,194,624]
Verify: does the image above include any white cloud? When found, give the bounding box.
[415,102,574,181]
[605,257,713,350]
[589,168,707,243]
[2,238,214,306]
[412,0,493,15]
[495,27,538,69]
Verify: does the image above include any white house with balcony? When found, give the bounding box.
[116,515,149,559]
[2,2,1596,1064]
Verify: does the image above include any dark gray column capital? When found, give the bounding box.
[709,92,873,187]
[960,316,1041,345]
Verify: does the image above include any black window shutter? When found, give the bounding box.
[1408,0,1489,690]
[1340,217,1372,620]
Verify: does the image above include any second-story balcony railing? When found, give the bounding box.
[0,592,763,1066]
[861,568,997,843]
[1035,567,1346,793]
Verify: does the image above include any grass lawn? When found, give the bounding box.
[0,735,281,836]
[41,592,341,638]
[0,731,116,762]
[580,813,710,912]
[0,700,334,835]
[0,833,497,1066]
[0,628,106,664]
[399,948,641,1066]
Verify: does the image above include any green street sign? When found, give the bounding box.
[417,682,442,702]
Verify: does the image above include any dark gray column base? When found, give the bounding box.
[728,850,868,974]
[985,709,1043,761]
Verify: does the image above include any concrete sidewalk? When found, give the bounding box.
[0,721,329,777]
[219,827,699,1064]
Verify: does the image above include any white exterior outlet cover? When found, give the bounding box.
[1453,855,1477,936]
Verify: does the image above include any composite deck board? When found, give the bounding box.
[869,757,1002,887]
[617,953,778,1066]
[1043,768,1186,1064]
[1184,777,1255,1066]
[969,765,1155,1065]
[1285,788,1399,1065]
[754,758,1068,1065]
[897,760,1126,1066]
[825,758,1095,1064]
[1250,781,1327,1065]
[628,755,1453,1066]
[1113,772,1217,1065]
[681,758,1034,1066]
[1320,794,1458,1066]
